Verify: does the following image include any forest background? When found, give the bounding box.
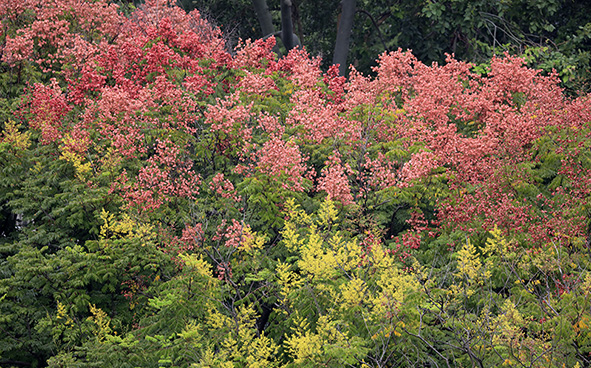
[1,0,591,367]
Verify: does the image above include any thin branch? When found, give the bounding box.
[356,9,389,52]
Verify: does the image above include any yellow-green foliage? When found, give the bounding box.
[87,304,112,342]
[150,252,281,368]
[53,201,591,367]
[1,120,31,151]
[419,227,591,368]
[239,225,266,252]
[99,209,155,242]
[59,134,92,181]
[448,238,487,298]
[278,198,419,366]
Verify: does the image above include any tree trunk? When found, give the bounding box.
[252,0,299,54]
[252,0,275,37]
[333,0,356,76]
[281,0,295,51]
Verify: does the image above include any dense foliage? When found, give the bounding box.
[1,0,591,367]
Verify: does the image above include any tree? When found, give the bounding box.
[252,0,275,36]
[1,0,591,366]
[333,0,357,75]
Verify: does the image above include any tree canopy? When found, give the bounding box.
[1,0,591,367]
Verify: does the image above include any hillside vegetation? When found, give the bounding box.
[1,0,591,366]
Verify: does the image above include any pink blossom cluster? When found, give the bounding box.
[257,137,309,192]
[179,223,204,251]
[212,219,243,249]
[317,152,353,205]
[28,80,71,144]
[115,140,200,212]
[210,173,241,202]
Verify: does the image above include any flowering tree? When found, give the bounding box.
[1,0,591,366]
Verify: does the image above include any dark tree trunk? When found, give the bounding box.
[252,0,300,54]
[333,0,357,76]
[252,0,275,37]
[281,0,295,51]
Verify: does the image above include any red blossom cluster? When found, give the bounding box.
[257,137,311,192]
[2,0,122,69]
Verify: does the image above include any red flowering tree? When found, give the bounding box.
[1,0,591,366]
